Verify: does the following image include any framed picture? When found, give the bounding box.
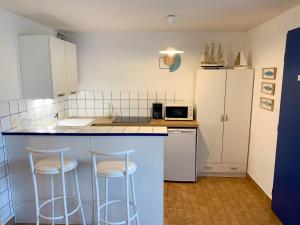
[260,97,274,111]
[262,67,277,80]
[261,82,275,95]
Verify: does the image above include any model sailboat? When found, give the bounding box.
[233,50,250,68]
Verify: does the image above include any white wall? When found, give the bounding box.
[247,5,300,198]
[68,31,247,102]
[0,8,56,101]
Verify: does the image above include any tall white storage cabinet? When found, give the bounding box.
[195,69,254,176]
[19,35,78,99]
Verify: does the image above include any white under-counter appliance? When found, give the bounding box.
[164,128,197,182]
[165,102,193,120]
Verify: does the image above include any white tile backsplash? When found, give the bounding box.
[85,91,94,99]
[139,108,148,117]
[130,100,139,108]
[166,91,175,101]
[77,100,86,108]
[121,108,129,116]
[78,108,87,116]
[121,91,130,99]
[157,91,166,100]
[139,100,147,108]
[102,91,111,99]
[76,91,86,100]
[9,101,18,114]
[86,100,95,108]
[130,108,139,117]
[0,102,9,118]
[112,100,120,108]
[104,100,112,109]
[0,117,11,132]
[121,100,130,108]
[95,100,104,108]
[112,91,121,99]
[94,91,103,100]
[130,91,139,100]
[10,114,20,129]
[95,108,104,116]
[69,90,181,117]
[86,109,95,116]
[148,91,157,100]
[138,91,147,100]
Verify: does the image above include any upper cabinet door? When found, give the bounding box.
[222,69,254,164]
[196,70,226,163]
[49,37,68,98]
[64,41,78,95]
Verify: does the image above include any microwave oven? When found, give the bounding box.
[165,102,194,120]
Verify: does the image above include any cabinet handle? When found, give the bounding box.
[70,91,77,95]
[230,167,238,170]
[220,115,224,122]
[224,114,229,121]
[57,93,66,97]
[204,166,212,169]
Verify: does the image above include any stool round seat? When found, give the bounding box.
[35,156,78,175]
[96,160,137,177]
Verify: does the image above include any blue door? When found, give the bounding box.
[272,27,300,225]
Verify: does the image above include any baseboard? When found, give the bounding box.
[246,173,271,206]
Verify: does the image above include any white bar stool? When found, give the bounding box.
[25,147,86,225]
[90,149,140,225]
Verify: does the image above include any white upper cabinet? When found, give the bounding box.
[64,41,78,95]
[18,35,78,99]
[49,37,68,98]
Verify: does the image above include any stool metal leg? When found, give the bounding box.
[125,174,130,225]
[50,175,55,225]
[130,175,139,225]
[74,168,86,225]
[60,152,69,225]
[104,178,108,224]
[29,153,40,225]
[92,154,100,225]
[125,153,131,225]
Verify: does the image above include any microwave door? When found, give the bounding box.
[166,107,188,119]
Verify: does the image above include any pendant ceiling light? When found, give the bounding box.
[158,15,184,72]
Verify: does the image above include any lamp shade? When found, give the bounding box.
[159,47,184,56]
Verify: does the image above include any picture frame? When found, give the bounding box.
[262,67,277,80]
[261,82,275,95]
[260,97,274,111]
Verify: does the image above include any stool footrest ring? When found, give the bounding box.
[98,200,138,225]
[38,195,81,220]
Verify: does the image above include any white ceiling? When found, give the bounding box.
[0,0,300,32]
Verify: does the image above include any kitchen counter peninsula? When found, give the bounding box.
[3,122,166,225]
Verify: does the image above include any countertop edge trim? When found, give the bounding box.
[2,132,168,137]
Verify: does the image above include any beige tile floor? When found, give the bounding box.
[13,177,283,225]
[164,177,282,225]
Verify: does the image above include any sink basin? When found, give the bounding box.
[57,119,95,127]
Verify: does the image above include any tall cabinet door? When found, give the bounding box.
[65,42,78,95]
[196,70,226,163]
[222,69,253,164]
[49,37,68,98]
